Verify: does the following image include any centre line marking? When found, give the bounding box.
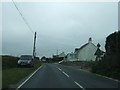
[62,71,70,78]
[74,81,85,90]
[58,67,62,71]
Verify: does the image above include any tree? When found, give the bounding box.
[41,56,46,61]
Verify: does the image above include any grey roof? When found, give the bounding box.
[94,48,105,55]
[74,42,98,54]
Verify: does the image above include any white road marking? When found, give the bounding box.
[16,65,43,90]
[62,71,70,78]
[58,67,62,71]
[94,73,119,82]
[58,60,63,64]
[57,67,69,77]
[79,69,119,82]
[56,66,85,89]
[74,81,85,90]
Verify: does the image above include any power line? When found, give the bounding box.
[12,0,38,57]
[12,0,34,34]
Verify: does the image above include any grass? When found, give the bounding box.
[0,70,2,89]
[2,55,42,88]
[2,55,18,69]
[0,56,2,90]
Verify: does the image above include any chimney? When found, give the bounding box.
[88,37,92,43]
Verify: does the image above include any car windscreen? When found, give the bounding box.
[20,56,32,60]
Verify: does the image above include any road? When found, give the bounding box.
[18,63,119,89]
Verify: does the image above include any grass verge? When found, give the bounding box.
[2,55,42,88]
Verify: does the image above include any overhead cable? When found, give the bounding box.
[12,0,34,34]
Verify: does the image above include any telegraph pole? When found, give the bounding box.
[57,49,58,56]
[33,32,37,59]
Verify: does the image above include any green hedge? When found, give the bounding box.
[92,54,120,80]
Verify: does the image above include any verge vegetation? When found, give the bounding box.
[2,55,41,88]
[92,31,120,80]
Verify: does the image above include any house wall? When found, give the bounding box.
[64,54,77,61]
[59,52,65,58]
[77,43,97,61]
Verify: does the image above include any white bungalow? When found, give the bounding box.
[75,37,103,61]
[64,38,104,61]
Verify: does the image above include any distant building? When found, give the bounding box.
[64,38,104,61]
[64,52,77,61]
[58,52,66,58]
[52,52,66,61]
[58,52,66,60]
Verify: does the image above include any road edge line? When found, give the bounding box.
[79,69,119,82]
[94,73,120,82]
[16,65,43,90]
[74,81,85,90]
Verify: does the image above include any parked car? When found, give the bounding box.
[17,55,33,67]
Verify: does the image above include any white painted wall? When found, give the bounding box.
[64,53,77,61]
[59,52,65,57]
[77,43,97,61]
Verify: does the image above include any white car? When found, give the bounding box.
[18,55,33,67]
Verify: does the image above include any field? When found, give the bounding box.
[2,55,42,88]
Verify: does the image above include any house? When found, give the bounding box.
[58,52,65,60]
[64,37,104,61]
[52,52,66,61]
[75,37,104,61]
[64,52,77,62]
[58,52,66,63]
[58,52,65,58]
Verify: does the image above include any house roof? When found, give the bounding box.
[74,42,98,54]
[94,48,105,55]
[58,52,65,57]
[74,43,89,53]
[79,43,89,50]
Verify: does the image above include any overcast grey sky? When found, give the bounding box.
[2,2,118,57]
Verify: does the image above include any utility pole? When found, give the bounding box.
[33,32,37,59]
[56,49,58,55]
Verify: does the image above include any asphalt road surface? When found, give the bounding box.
[19,63,120,89]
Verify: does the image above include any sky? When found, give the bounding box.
[2,2,118,57]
